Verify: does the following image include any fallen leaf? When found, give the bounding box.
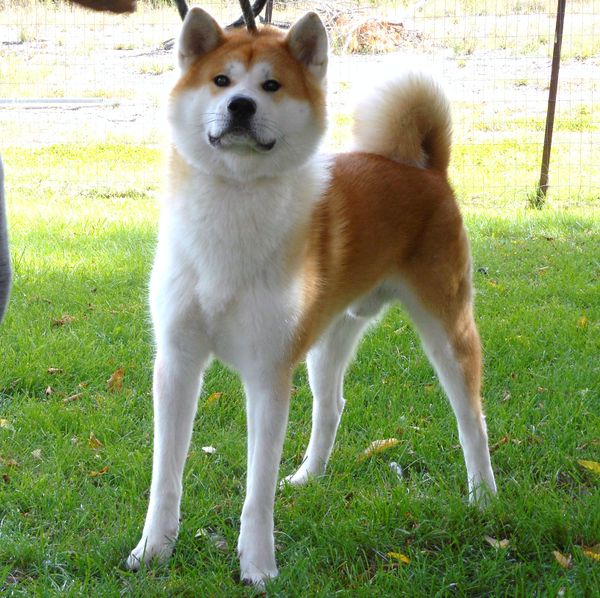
[484,536,509,549]
[582,545,600,562]
[553,550,572,569]
[52,314,75,327]
[107,367,125,393]
[202,446,217,455]
[206,391,222,406]
[490,435,509,453]
[578,460,600,475]
[88,465,109,478]
[88,432,104,450]
[387,552,410,564]
[45,386,54,396]
[63,393,83,404]
[31,449,43,460]
[195,528,228,552]
[0,419,13,431]
[47,368,63,375]
[577,315,589,329]
[360,438,400,460]
[0,457,19,467]
[2,474,9,483]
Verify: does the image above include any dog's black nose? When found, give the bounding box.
[227,95,257,119]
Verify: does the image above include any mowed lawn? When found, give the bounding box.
[0,144,599,596]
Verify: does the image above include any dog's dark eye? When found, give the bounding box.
[214,75,231,87]
[262,79,281,92]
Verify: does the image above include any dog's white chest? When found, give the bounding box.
[170,177,295,313]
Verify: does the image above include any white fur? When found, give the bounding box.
[126,13,496,586]
[352,70,452,170]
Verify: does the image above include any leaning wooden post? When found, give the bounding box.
[535,0,566,207]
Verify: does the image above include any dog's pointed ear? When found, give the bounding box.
[286,12,328,81]
[178,7,224,71]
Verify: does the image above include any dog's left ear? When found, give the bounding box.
[286,12,328,81]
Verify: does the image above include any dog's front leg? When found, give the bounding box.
[127,324,210,570]
[238,369,292,586]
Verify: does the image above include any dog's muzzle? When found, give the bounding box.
[208,96,276,152]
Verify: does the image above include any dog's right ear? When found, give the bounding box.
[178,7,224,71]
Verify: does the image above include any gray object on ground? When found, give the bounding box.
[0,155,11,322]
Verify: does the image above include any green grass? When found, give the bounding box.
[1,144,599,595]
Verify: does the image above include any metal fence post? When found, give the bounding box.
[264,0,273,24]
[535,0,567,207]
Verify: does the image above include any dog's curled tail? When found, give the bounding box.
[352,71,452,174]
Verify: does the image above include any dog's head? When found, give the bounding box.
[169,8,328,181]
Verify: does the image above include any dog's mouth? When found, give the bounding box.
[208,128,276,153]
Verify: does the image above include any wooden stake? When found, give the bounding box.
[536,0,566,207]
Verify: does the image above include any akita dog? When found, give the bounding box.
[126,7,497,585]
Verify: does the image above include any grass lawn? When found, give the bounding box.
[0,144,599,596]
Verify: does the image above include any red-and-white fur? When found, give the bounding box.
[126,7,497,585]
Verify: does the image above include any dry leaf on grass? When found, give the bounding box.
[107,367,125,392]
[88,432,104,450]
[88,465,109,478]
[52,314,75,327]
[206,391,222,406]
[63,393,83,404]
[359,438,399,460]
[202,446,217,455]
[387,551,410,564]
[47,368,63,375]
[195,528,228,552]
[31,449,43,460]
[0,419,13,431]
[577,315,589,329]
[490,435,510,453]
[553,550,572,569]
[0,456,19,467]
[577,459,600,475]
[484,536,510,549]
[582,544,600,562]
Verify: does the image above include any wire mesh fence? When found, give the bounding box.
[0,0,598,207]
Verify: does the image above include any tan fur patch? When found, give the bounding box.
[286,151,483,411]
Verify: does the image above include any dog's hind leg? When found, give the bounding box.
[127,306,210,569]
[398,278,497,505]
[284,313,369,486]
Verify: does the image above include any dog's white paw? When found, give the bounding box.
[240,561,278,588]
[281,468,311,487]
[125,533,176,570]
[238,528,278,586]
[281,461,325,487]
[468,475,497,508]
